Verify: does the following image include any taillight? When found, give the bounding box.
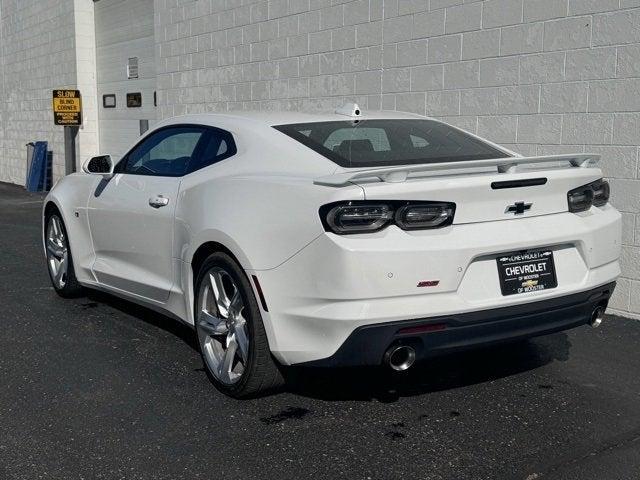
[568,179,610,213]
[326,204,393,234]
[320,201,456,235]
[395,203,454,230]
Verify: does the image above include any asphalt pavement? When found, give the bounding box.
[1,181,639,480]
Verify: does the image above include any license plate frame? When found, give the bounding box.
[496,249,558,296]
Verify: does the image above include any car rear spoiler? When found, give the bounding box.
[313,154,600,187]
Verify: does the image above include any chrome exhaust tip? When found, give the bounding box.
[590,305,606,328]
[385,345,416,371]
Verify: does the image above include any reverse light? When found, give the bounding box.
[321,201,456,235]
[568,179,610,213]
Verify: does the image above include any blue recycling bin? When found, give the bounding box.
[25,141,50,192]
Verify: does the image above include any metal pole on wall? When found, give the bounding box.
[64,126,78,175]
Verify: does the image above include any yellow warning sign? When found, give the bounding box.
[53,90,82,126]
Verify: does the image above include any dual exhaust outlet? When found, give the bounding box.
[383,303,607,371]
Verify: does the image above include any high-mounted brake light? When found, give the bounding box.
[320,201,456,235]
[568,179,610,213]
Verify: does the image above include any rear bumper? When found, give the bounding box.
[300,282,616,367]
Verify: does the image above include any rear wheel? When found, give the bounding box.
[45,213,83,298]
[195,252,284,398]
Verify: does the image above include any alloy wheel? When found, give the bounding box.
[197,267,250,385]
[46,216,69,289]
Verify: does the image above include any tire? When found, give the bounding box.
[194,252,284,398]
[44,213,83,298]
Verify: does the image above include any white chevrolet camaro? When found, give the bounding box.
[43,105,621,398]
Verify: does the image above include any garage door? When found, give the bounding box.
[95,0,156,160]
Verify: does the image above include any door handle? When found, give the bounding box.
[149,195,170,208]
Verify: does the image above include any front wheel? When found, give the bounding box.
[44,213,83,298]
[195,252,284,398]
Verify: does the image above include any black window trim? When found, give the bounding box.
[115,123,237,177]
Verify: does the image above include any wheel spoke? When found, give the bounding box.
[218,335,237,384]
[198,310,228,336]
[234,322,249,364]
[209,272,230,318]
[228,290,243,318]
[54,254,67,284]
[46,239,64,258]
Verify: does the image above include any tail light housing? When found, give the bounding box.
[320,201,456,235]
[568,179,610,213]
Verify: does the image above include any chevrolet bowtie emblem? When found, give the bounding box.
[506,202,532,215]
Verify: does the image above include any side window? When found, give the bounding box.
[121,127,207,176]
[186,127,237,174]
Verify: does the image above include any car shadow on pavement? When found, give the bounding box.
[286,334,572,402]
[82,289,572,403]
[85,290,199,352]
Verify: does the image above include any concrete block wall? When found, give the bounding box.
[0,0,98,186]
[155,0,640,319]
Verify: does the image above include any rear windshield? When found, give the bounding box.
[273,119,510,168]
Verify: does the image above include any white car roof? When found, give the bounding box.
[156,109,432,129]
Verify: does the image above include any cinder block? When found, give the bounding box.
[428,34,462,63]
[356,21,382,47]
[589,79,640,113]
[568,0,619,15]
[355,70,382,94]
[396,40,428,66]
[540,82,588,113]
[497,85,540,114]
[479,57,519,87]
[398,0,428,16]
[383,68,411,92]
[320,5,344,30]
[343,48,369,72]
[410,64,444,91]
[332,26,356,50]
[426,90,460,116]
[617,44,640,79]
[519,52,565,84]
[610,179,640,213]
[413,9,445,39]
[620,245,640,277]
[309,30,332,53]
[517,114,562,144]
[444,61,479,89]
[384,15,414,43]
[319,51,343,74]
[500,23,544,56]
[396,92,426,115]
[613,113,640,146]
[445,3,482,34]
[460,87,499,115]
[588,146,639,180]
[482,0,524,28]
[477,115,518,143]
[524,0,567,22]
[544,16,591,51]
[462,29,500,60]
[562,113,613,145]
[609,277,631,310]
[565,47,616,80]
[344,0,369,25]
[593,9,640,46]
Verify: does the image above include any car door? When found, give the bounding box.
[87,125,209,302]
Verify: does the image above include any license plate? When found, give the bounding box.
[496,249,558,296]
